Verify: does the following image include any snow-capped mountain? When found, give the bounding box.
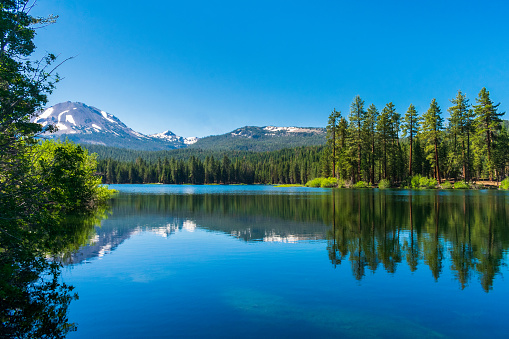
[149,130,198,145]
[34,102,148,139]
[32,102,197,150]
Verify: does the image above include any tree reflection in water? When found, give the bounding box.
[102,189,508,292]
[327,190,509,292]
[0,208,108,338]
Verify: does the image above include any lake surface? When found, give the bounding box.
[63,185,509,338]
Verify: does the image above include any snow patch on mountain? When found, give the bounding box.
[101,111,116,123]
[66,115,76,125]
[34,107,53,122]
[184,137,199,145]
[149,130,199,145]
[263,126,320,134]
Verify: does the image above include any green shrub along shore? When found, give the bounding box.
[304,176,509,190]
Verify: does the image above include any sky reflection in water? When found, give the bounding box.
[64,185,509,338]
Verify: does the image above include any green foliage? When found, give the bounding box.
[35,140,115,212]
[402,104,420,176]
[500,178,509,190]
[441,181,453,189]
[336,179,346,188]
[474,87,504,180]
[378,179,390,189]
[454,181,470,189]
[305,178,323,187]
[421,98,444,182]
[304,177,338,188]
[320,177,338,188]
[353,181,369,188]
[419,177,437,189]
[411,175,422,189]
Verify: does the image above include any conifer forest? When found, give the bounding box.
[96,88,508,187]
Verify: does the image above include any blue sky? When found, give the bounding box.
[33,0,509,137]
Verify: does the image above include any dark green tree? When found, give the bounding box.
[473,88,504,181]
[349,96,366,182]
[365,104,379,184]
[421,99,444,183]
[402,104,420,177]
[326,109,341,178]
[448,91,474,181]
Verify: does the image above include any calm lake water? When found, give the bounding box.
[64,185,509,338]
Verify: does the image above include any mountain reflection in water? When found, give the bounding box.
[71,187,509,292]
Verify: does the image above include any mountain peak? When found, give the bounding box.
[32,102,194,150]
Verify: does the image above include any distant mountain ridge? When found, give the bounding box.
[189,125,326,151]
[32,102,326,151]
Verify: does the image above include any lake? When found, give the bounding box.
[63,185,509,338]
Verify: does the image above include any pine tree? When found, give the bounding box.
[365,104,379,183]
[377,107,391,180]
[337,117,349,179]
[448,90,474,181]
[421,99,444,183]
[349,96,366,182]
[473,88,504,181]
[402,104,420,177]
[326,109,341,178]
[386,103,401,181]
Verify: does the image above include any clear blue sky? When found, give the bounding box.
[33,0,509,138]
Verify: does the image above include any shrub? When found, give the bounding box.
[454,181,470,189]
[500,178,509,190]
[378,179,390,189]
[411,175,421,189]
[419,177,437,189]
[305,177,339,188]
[320,177,337,188]
[353,181,369,188]
[305,178,323,187]
[35,140,116,212]
[419,177,429,188]
[427,178,438,188]
[441,181,453,189]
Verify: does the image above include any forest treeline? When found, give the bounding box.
[96,87,508,185]
[325,88,508,184]
[97,146,323,184]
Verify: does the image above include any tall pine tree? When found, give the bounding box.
[473,88,504,181]
[402,104,420,177]
[421,99,444,183]
[349,96,366,182]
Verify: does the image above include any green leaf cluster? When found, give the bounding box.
[500,178,509,190]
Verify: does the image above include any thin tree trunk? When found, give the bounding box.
[332,123,336,178]
[462,139,466,181]
[435,138,441,184]
[466,131,470,182]
[487,128,492,181]
[409,134,413,177]
[371,138,375,184]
